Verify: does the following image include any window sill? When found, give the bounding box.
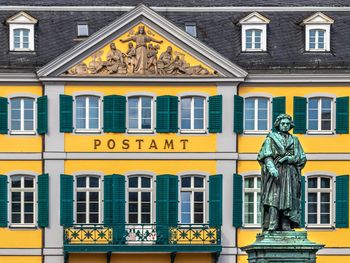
[305,50,330,53]
[307,130,334,135]
[127,129,154,134]
[10,131,36,135]
[9,224,37,229]
[180,130,207,134]
[242,49,267,53]
[241,224,261,229]
[9,50,35,53]
[74,129,102,134]
[243,130,269,135]
[306,224,335,229]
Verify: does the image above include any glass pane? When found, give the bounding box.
[12,192,21,202]
[142,97,152,107]
[128,97,138,107]
[76,213,86,224]
[141,192,150,202]
[89,203,99,213]
[129,177,138,188]
[23,98,33,109]
[245,177,254,188]
[194,119,204,129]
[181,177,191,188]
[308,213,317,224]
[185,25,196,37]
[194,177,204,188]
[308,193,317,203]
[89,214,99,223]
[129,203,138,213]
[194,213,203,223]
[76,97,86,107]
[24,192,33,202]
[89,192,98,201]
[12,203,20,212]
[141,214,150,223]
[141,118,151,129]
[12,213,20,223]
[77,192,86,201]
[321,178,330,188]
[128,214,138,223]
[321,203,330,213]
[257,178,261,188]
[129,119,138,129]
[77,24,89,36]
[181,118,191,129]
[24,214,33,224]
[321,193,330,203]
[141,203,150,213]
[321,120,331,131]
[24,120,34,130]
[194,202,203,212]
[77,177,86,188]
[181,98,191,109]
[308,178,317,188]
[11,109,20,120]
[24,177,34,188]
[89,177,99,188]
[129,192,138,202]
[194,192,203,201]
[24,203,33,212]
[181,213,191,224]
[141,177,151,188]
[11,176,21,188]
[321,214,330,224]
[308,203,317,213]
[77,203,86,212]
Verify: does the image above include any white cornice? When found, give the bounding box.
[245,74,350,83]
[0,73,39,82]
[2,6,350,12]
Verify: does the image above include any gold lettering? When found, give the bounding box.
[149,139,158,150]
[135,139,144,150]
[180,139,189,150]
[163,139,174,150]
[94,139,101,149]
[107,139,116,149]
[122,139,130,150]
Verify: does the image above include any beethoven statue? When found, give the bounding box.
[257,114,307,231]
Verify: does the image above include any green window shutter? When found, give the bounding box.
[208,95,222,133]
[336,97,349,134]
[272,97,286,124]
[112,174,125,244]
[168,175,178,227]
[209,174,223,227]
[336,175,349,228]
[234,95,244,134]
[38,173,49,228]
[293,97,307,134]
[0,175,7,227]
[103,95,126,133]
[37,96,48,134]
[156,96,178,133]
[60,174,73,226]
[232,174,242,227]
[104,175,113,226]
[156,175,170,244]
[59,95,73,133]
[0,97,8,134]
[300,176,305,228]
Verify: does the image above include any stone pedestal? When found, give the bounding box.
[242,231,324,263]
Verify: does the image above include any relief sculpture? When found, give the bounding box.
[67,25,215,76]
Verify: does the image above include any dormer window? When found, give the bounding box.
[302,12,334,52]
[77,22,89,37]
[7,11,37,51]
[185,23,197,38]
[239,12,270,52]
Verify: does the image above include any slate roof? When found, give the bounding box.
[1,5,350,74]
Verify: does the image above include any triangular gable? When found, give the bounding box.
[239,12,270,24]
[302,12,334,25]
[37,4,247,79]
[6,11,37,24]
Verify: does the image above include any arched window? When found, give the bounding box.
[75,95,100,132]
[10,175,35,225]
[75,175,101,224]
[243,176,261,226]
[180,175,205,224]
[127,176,152,224]
[307,176,334,226]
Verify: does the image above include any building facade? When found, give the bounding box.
[0,1,350,263]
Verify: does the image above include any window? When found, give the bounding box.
[309,29,325,50]
[239,12,269,52]
[128,96,152,132]
[10,97,35,134]
[180,176,205,224]
[245,29,262,50]
[76,175,101,224]
[307,176,334,227]
[127,176,152,224]
[308,97,333,132]
[75,95,100,132]
[7,12,37,51]
[185,23,197,38]
[243,176,261,226]
[10,175,35,225]
[181,96,205,132]
[244,97,269,132]
[77,23,89,37]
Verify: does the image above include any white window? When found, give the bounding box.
[10,97,35,134]
[180,176,205,224]
[77,23,89,37]
[303,12,333,52]
[75,95,100,132]
[181,96,205,132]
[308,97,333,132]
[128,96,152,132]
[243,176,261,227]
[185,23,197,38]
[7,12,37,51]
[127,176,152,224]
[10,175,35,225]
[244,97,269,132]
[239,12,269,52]
[76,175,101,224]
[307,176,334,227]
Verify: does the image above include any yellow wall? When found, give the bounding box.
[64,84,217,153]
[238,85,350,153]
[0,256,41,263]
[0,85,42,152]
[237,160,350,248]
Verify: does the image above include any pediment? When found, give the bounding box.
[302,12,334,24]
[38,5,247,79]
[7,11,37,24]
[239,12,270,24]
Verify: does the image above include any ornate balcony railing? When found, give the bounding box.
[63,224,221,247]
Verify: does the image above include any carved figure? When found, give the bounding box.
[147,44,160,74]
[120,25,163,74]
[105,43,126,74]
[257,114,306,231]
[125,42,137,74]
[157,46,174,75]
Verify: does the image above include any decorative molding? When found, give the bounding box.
[302,12,334,25]
[39,77,245,82]
[245,74,350,83]
[6,11,38,24]
[239,12,270,24]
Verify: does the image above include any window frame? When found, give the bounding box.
[77,22,89,37]
[305,24,330,52]
[243,96,271,134]
[9,175,36,227]
[74,175,102,225]
[307,96,334,134]
[74,95,102,134]
[179,175,206,225]
[241,24,267,52]
[242,175,261,228]
[9,24,35,51]
[185,23,197,38]
[306,175,335,228]
[9,97,36,135]
[127,96,153,133]
[180,96,207,134]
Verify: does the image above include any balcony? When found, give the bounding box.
[63,224,221,253]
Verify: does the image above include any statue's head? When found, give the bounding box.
[166,46,172,53]
[138,26,145,34]
[274,114,294,133]
[110,43,116,50]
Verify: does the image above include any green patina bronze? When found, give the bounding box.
[242,114,324,263]
[257,114,306,231]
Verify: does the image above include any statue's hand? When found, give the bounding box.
[270,167,279,178]
[287,156,295,164]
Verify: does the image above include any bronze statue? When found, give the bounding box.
[120,25,163,74]
[257,114,306,231]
